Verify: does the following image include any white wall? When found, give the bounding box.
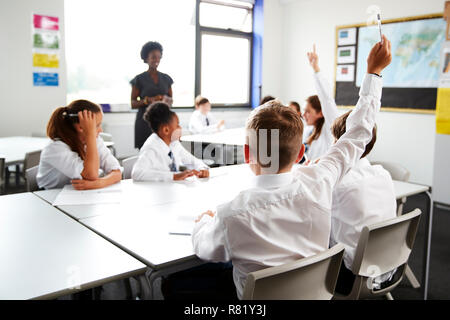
[272,0,446,185]
[0,0,66,137]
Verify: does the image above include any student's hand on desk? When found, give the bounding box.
[173,170,196,181]
[195,210,215,223]
[195,169,210,179]
[307,44,320,73]
[217,120,225,128]
[367,35,392,75]
[71,178,103,190]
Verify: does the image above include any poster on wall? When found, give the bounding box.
[338,28,356,46]
[437,41,450,135]
[32,14,60,87]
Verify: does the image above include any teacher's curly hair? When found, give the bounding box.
[140,41,163,62]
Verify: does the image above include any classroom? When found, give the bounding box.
[1,0,449,305]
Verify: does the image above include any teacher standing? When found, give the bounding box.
[130,41,173,149]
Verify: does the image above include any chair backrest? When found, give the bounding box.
[371,161,410,182]
[352,209,421,278]
[99,132,113,142]
[242,244,345,300]
[122,155,139,179]
[25,165,40,192]
[23,150,42,171]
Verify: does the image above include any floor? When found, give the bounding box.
[2,173,449,300]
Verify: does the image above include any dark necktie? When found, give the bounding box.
[205,117,210,126]
[168,151,177,172]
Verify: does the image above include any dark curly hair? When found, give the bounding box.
[140,41,163,63]
[144,102,175,132]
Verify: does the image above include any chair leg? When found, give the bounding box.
[405,265,421,289]
[386,292,394,300]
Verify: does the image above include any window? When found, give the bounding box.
[196,0,253,106]
[65,0,196,107]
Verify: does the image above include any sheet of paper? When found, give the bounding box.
[52,182,123,206]
[337,46,355,64]
[336,64,355,82]
[338,28,357,46]
[168,214,196,236]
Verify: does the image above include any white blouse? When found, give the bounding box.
[304,71,340,161]
[132,133,208,182]
[36,137,122,189]
[192,74,383,299]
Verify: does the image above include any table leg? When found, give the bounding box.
[422,191,434,300]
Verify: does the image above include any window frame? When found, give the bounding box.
[195,0,254,109]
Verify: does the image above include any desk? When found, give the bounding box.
[0,136,115,166]
[392,180,433,300]
[181,127,245,146]
[0,193,146,300]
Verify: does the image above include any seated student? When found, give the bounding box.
[288,101,302,118]
[329,111,397,294]
[37,100,122,190]
[188,95,225,134]
[191,36,392,299]
[302,45,340,161]
[132,102,210,181]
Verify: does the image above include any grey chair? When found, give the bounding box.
[25,166,40,192]
[333,209,421,300]
[0,158,5,194]
[371,160,420,289]
[100,132,117,156]
[242,244,345,300]
[122,155,139,179]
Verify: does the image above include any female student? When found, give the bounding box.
[36,100,122,190]
[303,45,339,161]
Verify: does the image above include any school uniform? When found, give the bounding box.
[131,133,209,182]
[192,74,383,299]
[304,71,340,161]
[36,137,122,190]
[188,110,223,134]
[330,158,397,290]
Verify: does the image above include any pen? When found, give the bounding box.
[377,14,383,44]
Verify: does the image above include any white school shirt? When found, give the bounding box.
[131,133,209,182]
[192,74,383,299]
[36,137,122,190]
[188,110,224,134]
[330,158,397,282]
[305,72,340,161]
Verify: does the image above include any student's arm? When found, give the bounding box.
[307,45,339,125]
[302,36,391,188]
[192,210,230,262]
[71,170,121,190]
[78,110,100,180]
[131,149,174,182]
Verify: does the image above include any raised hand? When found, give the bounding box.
[307,44,320,73]
[367,35,392,75]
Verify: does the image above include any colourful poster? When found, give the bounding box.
[33,14,59,30]
[436,87,450,134]
[32,52,59,68]
[33,31,59,49]
[33,72,59,86]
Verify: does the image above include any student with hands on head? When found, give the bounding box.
[191,36,392,299]
[37,100,122,190]
[132,102,209,182]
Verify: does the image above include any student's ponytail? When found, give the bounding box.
[46,100,102,159]
[306,95,324,146]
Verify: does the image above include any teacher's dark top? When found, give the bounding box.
[130,71,174,149]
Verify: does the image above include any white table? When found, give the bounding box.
[181,127,245,146]
[0,136,50,166]
[32,166,433,300]
[392,180,433,300]
[0,192,146,300]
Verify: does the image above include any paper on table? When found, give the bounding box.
[168,214,196,236]
[52,182,123,206]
